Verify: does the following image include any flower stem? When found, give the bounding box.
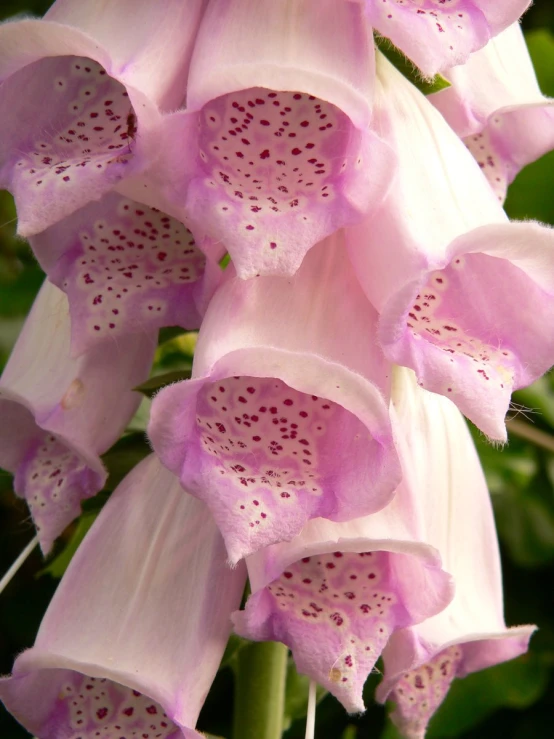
[232,641,288,739]
[0,535,38,596]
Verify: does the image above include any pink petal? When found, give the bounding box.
[149,234,401,563]
[349,54,554,440]
[375,371,535,738]
[0,454,246,738]
[147,0,394,278]
[366,0,531,77]
[430,23,554,202]
[0,281,156,551]
[31,192,212,354]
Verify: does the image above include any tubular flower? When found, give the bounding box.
[232,375,456,713]
[362,0,531,78]
[146,0,394,279]
[149,233,401,564]
[0,280,156,553]
[0,454,247,739]
[430,23,554,202]
[0,0,205,236]
[29,192,222,355]
[375,369,535,739]
[347,52,554,442]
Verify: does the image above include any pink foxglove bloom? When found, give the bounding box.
[430,23,554,202]
[0,280,156,552]
[145,0,393,279]
[363,0,531,77]
[29,192,221,354]
[0,0,205,236]
[375,370,535,739]
[348,53,554,441]
[0,454,247,739]
[149,233,401,564]
[232,393,455,712]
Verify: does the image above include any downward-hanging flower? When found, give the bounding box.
[232,456,454,713]
[0,454,247,739]
[430,23,554,201]
[142,0,393,279]
[375,370,535,739]
[0,0,205,235]
[0,280,156,552]
[348,52,554,441]
[362,0,531,77]
[29,192,222,354]
[149,233,401,564]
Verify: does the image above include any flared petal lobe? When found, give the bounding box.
[348,54,554,441]
[375,370,535,738]
[30,192,214,354]
[0,454,246,739]
[149,234,401,563]
[366,0,531,77]
[430,23,554,201]
[0,281,156,551]
[148,0,394,278]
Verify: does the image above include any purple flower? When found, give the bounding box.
[375,370,535,738]
[430,23,554,202]
[363,0,531,77]
[149,233,401,563]
[141,0,394,279]
[0,280,156,552]
[29,192,222,354]
[348,52,554,441]
[0,454,246,739]
[0,0,206,235]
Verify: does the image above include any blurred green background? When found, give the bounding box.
[2,2,554,738]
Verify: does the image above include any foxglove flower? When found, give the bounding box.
[0,0,205,235]
[0,280,156,552]
[232,384,455,712]
[348,52,554,441]
[363,0,531,77]
[375,370,535,739]
[149,233,401,564]
[430,23,554,201]
[0,454,247,739]
[144,0,393,279]
[29,192,221,354]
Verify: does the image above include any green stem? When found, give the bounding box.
[232,641,288,739]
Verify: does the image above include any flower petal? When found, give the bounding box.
[0,280,156,551]
[348,53,554,440]
[149,234,400,563]
[366,0,531,77]
[0,454,246,738]
[31,192,213,354]
[375,370,535,738]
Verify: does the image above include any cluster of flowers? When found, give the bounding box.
[1,0,554,737]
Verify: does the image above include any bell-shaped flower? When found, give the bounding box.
[0,0,205,236]
[231,380,455,713]
[29,191,222,355]
[0,280,156,553]
[0,453,247,739]
[144,0,393,279]
[430,23,554,202]
[347,52,554,441]
[375,370,535,739]
[363,0,531,77]
[149,233,401,564]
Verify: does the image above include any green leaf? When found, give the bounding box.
[219,253,231,269]
[39,512,97,578]
[158,326,186,345]
[375,37,451,95]
[134,367,192,398]
[525,29,554,98]
[100,432,151,491]
[425,654,550,737]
